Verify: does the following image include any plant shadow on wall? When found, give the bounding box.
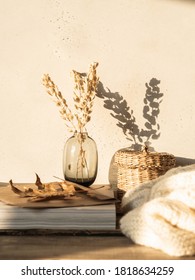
[96,78,164,185]
[96,78,163,151]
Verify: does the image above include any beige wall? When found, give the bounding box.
[1,0,195,184]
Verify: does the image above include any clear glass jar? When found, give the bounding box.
[63,132,98,187]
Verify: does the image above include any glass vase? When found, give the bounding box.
[63,131,98,187]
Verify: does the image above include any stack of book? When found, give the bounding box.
[0,182,116,231]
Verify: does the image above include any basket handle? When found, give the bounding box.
[142,145,149,154]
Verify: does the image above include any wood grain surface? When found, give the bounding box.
[0,234,195,260]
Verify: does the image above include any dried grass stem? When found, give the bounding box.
[42,62,99,134]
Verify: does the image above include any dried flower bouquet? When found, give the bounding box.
[42,63,99,184]
[42,62,99,134]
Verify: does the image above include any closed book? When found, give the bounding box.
[0,182,116,231]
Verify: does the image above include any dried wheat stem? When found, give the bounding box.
[72,62,99,132]
[42,74,77,132]
[42,62,99,134]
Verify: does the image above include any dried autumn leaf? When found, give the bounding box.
[9,175,76,202]
[9,174,116,203]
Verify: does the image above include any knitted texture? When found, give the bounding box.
[120,164,195,256]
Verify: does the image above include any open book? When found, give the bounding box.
[0,182,116,231]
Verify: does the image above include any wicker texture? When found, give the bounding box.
[114,148,176,193]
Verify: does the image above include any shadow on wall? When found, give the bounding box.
[175,157,195,167]
[96,78,163,151]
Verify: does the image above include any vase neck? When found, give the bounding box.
[74,131,88,140]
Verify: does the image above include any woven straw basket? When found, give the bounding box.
[114,147,176,197]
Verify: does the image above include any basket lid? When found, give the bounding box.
[114,147,176,169]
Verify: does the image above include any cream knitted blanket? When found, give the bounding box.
[120,164,195,257]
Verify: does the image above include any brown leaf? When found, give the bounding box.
[9,175,77,202]
[10,180,35,198]
[35,173,44,190]
[9,175,116,203]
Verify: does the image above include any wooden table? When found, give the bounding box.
[0,231,195,260]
